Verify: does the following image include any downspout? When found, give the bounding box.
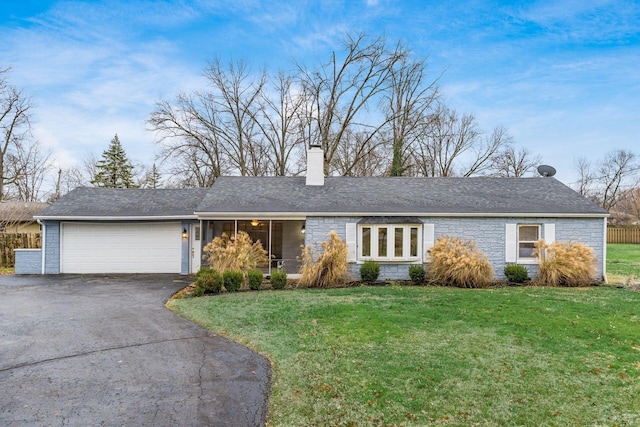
[268,220,272,277]
[602,217,608,284]
[37,219,45,274]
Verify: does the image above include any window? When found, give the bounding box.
[362,227,371,257]
[358,224,421,261]
[518,225,540,259]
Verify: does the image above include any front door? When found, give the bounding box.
[190,223,201,273]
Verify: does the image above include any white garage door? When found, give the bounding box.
[61,222,182,273]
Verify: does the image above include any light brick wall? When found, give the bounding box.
[43,221,60,274]
[431,216,604,280]
[14,249,42,274]
[306,216,605,281]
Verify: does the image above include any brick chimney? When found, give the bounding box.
[306,145,324,186]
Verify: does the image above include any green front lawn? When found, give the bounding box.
[169,286,640,426]
[607,244,640,282]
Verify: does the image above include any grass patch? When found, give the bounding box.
[0,267,14,275]
[169,286,640,426]
[607,244,640,284]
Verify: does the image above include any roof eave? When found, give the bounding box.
[195,211,609,219]
[34,214,199,221]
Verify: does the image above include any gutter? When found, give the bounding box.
[34,215,198,221]
[194,212,609,220]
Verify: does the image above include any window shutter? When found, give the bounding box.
[544,223,555,244]
[423,224,435,260]
[505,223,517,263]
[346,223,357,263]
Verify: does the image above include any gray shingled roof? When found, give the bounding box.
[195,176,607,216]
[35,187,209,218]
[35,177,607,219]
[0,201,49,221]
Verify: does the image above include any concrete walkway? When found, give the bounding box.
[0,274,270,427]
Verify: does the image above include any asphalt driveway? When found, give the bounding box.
[0,274,270,427]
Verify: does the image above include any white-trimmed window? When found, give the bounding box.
[359,224,421,261]
[506,223,554,264]
[518,225,540,259]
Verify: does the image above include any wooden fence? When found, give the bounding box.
[607,228,640,244]
[0,233,41,267]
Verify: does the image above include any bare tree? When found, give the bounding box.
[149,96,227,186]
[575,157,594,197]
[616,187,640,225]
[575,149,639,211]
[162,145,221,188]
[411,106,514,177]
[490,145,540,177]
[412,106,479,176]
[297,33,407,174]
[147,32,525,182]
[48,167,86,202]
[149,59,266,181]
[5,140,53,201]
[384,52,440,176]
[253,72,305,176]
[202,58,266,176]
[597,150,638,211]
[332,131,388,176]
[0,68,32,200]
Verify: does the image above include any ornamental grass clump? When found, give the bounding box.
[427,236,494,288]
[203,231,269,283]
[533,240,597,287]
[298,231,349,288]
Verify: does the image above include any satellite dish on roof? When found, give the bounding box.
[537,165,557,177]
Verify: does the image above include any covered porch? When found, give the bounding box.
[201,219,306,276]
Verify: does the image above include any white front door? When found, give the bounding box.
[190,223,201,273]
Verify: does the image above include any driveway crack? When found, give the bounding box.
[0,335,210,373]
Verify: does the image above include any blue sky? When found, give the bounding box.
[1,0,638,186]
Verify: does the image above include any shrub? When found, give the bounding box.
[270,270,287,290]
[203,231,269,277]
[427,236,494,288]
[533,240,596,287]
[247,269,264,291]
[360,260,380,283]
[196,266,214,278]
[298,231,349,288]
[504,263,529,283]
[408,265,426,285]
[223,270,243,292]
[191,284,205,297]
[193,268,223,295]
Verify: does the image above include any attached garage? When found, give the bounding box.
[61,222,183,273]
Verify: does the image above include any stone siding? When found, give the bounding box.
[307,216,606,281]
[14,249,42,274]
[43,221,60,274]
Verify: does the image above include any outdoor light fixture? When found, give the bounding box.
[182,228,188,239]
[301,224,306,234]
[251,219,259,227]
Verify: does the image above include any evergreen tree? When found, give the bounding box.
[143,163,162,189]
[91,134,136,188]
[389,141,409,176]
